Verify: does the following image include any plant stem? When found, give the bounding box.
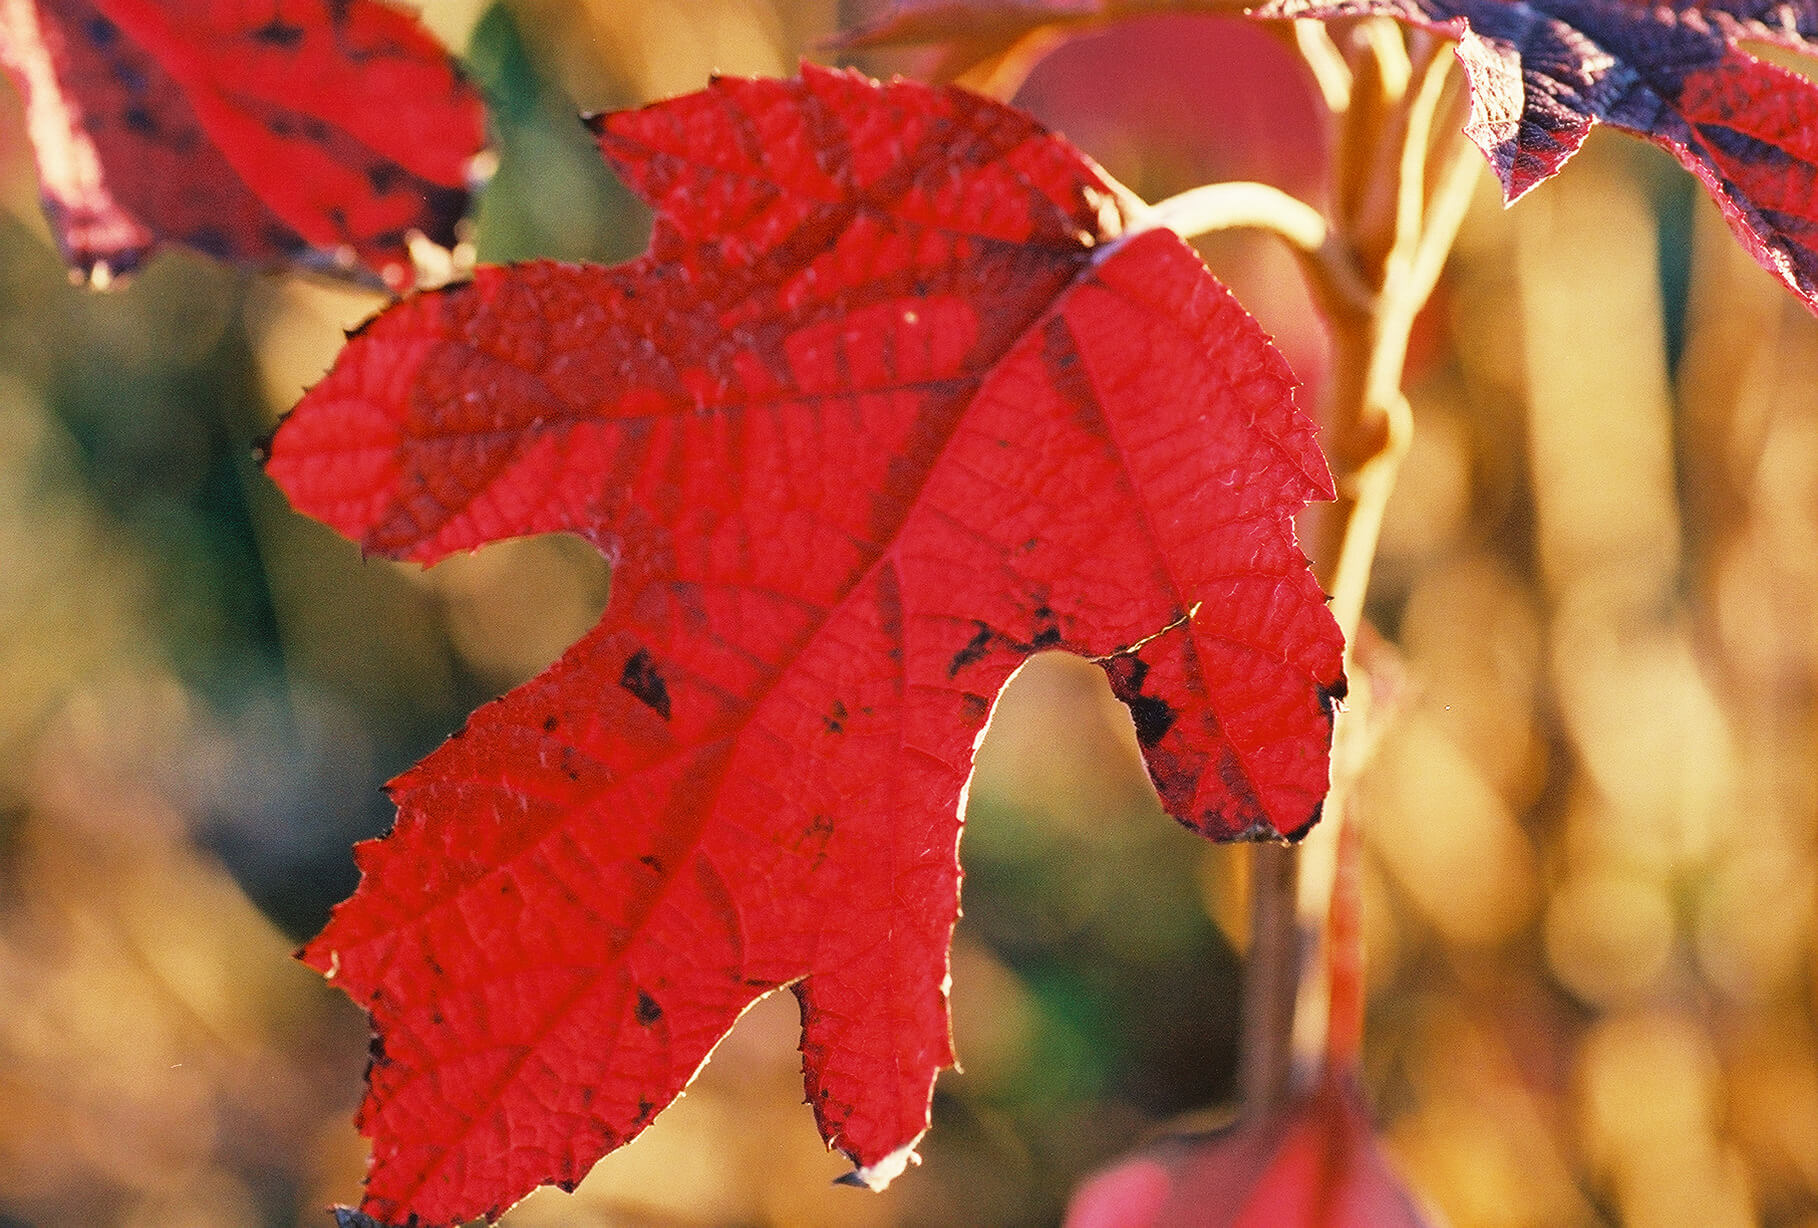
[1240,841,1302,1113]
[1238,30,1479,1112]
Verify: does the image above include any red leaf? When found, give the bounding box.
[839,0,1247,84]
[0,0,487,289]
[267,65,1344,1226]
[1062,1071,1436,1228]
[1255,0,1818,312]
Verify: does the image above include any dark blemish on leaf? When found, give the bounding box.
[84,14,118,46]
[123,106,155,135]
[558,746,580,782]
[635,990,662,1025]
[1318,673,1349,717]
[1104,652,1148,692]
[634,1098,656,1125]
[424,952,444,976]
[581,1086,594,1106]
[185,226,230,258]
[1127,693,1177,747]
[823,699,848,734]
[875,560,904,657]
[429,1009,444,1025]
[1028,602,1061,649]
[619,649,672,720]
[960,693,989,724]
[1213,749,1271,838]
[263,223,302,253]
[639,854,664,874]
[303,117,332,143]
[367,1033,390,1068]
[367,162,401,196]
[1280,796,1323,843]
[250,17,306,48]
[798,813,835,870]
[542,715,558,732]
[947,622,994,677]
[1100,653,1174,745]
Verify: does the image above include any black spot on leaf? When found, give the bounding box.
[947,622,994,677]
[250,17,306,48]
[367,162,401,195]
[1317,673,1349,716]
[1100,652,1175,745]
[635,990,663,1025]
[1126,693,1177,747]
[620,649,672,719]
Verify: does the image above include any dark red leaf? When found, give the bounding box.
[0,0,487,288]
[1256,0,1818,311]
[267,65,1344,1226]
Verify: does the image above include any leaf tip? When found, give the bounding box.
[836,1139,924,1191]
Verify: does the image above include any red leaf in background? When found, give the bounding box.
[266,65,1344,1226]
[839,0,1248,86]
[1256,0,1818,312]
[1062,1071,1435,1228]
[0,0,487,289]
[1063,779,1428,1228]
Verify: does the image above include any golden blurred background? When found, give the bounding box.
[0,2,1813,1225]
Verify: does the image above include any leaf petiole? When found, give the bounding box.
[1142,180,1376,312]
